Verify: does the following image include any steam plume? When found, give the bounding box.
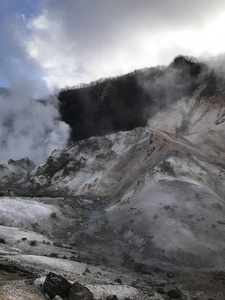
[0,83,70,165]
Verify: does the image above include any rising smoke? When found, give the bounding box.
[0,84,70,165]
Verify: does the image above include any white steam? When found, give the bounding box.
[0,86,70,165]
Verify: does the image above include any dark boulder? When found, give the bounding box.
[134,262,153,275]
[167,287,183,299]
[43,272,72,298]
[156,287,166,294]
[68,282,95,300]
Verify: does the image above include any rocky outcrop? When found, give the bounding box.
[43,272,72,298]
[0,157,35,190]
[43,272,96,300]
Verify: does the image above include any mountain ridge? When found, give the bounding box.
[58,55,212,143]
[5,77,224,269]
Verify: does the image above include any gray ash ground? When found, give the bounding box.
[0,194,225,299]
[1,242,225,299]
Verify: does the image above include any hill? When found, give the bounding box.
[1,56,225,299]
[58,55,211,142]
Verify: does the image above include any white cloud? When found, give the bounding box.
[19,0,225,92]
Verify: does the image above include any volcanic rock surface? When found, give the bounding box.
[1,64,225,298]
[13,81,225,270]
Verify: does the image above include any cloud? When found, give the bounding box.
[0,0,49,97]
[19,0,225,91]
[1,0,225,94]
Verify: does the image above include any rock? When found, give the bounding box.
[166,287,183,299]
[53,241,63,247]
[106,296,118,300]
[85,267,91,274]
[50,253,58,258]
[68,282,95,300]
[44,293,51,300]
[115,278,122,284]
[134,262,153,275]
[43,272,72,298]
[156,287,166,294]
[53,296,64,300]
[29,240,37,246]
[167,272,175,278]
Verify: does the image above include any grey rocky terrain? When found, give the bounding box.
[1,60,225,298]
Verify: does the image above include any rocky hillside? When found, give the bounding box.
[58,56,210,142]
[1,77,220,270]
[1,57,225,298]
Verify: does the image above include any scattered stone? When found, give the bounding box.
[25,279,34,286]
[115,277,122,284]
[65,246,73,250]
[53,241,63,247]
[68,282,95,300]
[167,272,175,278]
[51,212,57,219]
[134,262,153,275]
[70,256,77,261]
[190,295,199,300]
[156,287,166,294]
[21,237,27,241]
[106,296,118,300]
[153,280,166,287]
[29,240,37,246]
[85,267,91,274]
[44,293,50,300]
[152,266,164,273]
[43,272,72,298]
[214,270,225,282]
[167,287,183,299]
[53,296,63,300]
[50,253,58,258]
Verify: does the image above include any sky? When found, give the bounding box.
[1,0,225,97]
